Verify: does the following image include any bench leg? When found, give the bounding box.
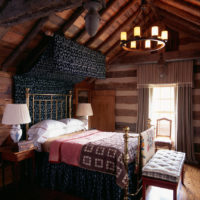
[181,165,184,185]
[142,181,146,200]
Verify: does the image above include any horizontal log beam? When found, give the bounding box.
[110,49,200,66]
[0,0,81,26]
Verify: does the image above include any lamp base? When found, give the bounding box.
[10,124,22,143]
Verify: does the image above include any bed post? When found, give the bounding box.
[123,126,129,200]
[26,88,30,135]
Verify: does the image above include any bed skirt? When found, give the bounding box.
[35,152,138,200]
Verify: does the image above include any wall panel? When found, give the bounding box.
[0,72,13,146]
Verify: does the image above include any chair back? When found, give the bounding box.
[156,118,172,138]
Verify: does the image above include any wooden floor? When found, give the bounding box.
[0,164,199,200]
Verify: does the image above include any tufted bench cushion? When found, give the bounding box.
[142,150,185,182]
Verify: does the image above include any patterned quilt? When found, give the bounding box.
[79,133,138,188]
[49,130,138,188]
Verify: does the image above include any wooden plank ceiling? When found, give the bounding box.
[0,0,199,73]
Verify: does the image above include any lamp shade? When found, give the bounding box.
[2,104,31,125]
[76,103,93,117]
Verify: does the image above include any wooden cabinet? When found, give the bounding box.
[91,90,115,132]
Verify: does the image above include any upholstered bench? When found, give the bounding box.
[142,150,185,200]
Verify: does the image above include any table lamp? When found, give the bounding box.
[76,103,93,130]
[2,104,31,143]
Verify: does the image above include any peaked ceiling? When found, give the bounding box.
[0,0,200,73]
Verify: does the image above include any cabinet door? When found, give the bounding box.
[90,90,115,131]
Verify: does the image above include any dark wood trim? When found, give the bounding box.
[194,143,200,153]
[115,122,136,132]
[116,96,138,104]
[194,127,200,137]
[193,111,200,120]
[194,65,200,73]
[107,70,137,78]
[115,109,137,117]
[194,80,200,89]
[2,17,48,71]
[84,0,135,47]
[110,49,200,66]
[95,82,137,90]
[0,0,81,26]
[193,96,200,105]
[72,0,116,41]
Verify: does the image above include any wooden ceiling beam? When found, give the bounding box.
[158,8,200,41]
[159,0,200,18]
[95,5,141,51]
[61,7,84,33]
[110,49,200,66]
[2,17,48,71]
[72,0,116,41]
[84,0,136,47]
[154,0,200,26]
[0,0,81,27]
[183,0,200,7]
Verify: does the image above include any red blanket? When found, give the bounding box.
[49,130,138,188]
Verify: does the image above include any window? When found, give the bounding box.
[149,86,176,142]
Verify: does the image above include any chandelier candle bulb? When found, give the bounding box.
[152,26,159,36]
[161,30,168,40]
[145,40,151,48]
[134,26,141,37]
[131,41,136,48]
[120,32,127,40]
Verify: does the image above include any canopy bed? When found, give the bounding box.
[25,88,154,200]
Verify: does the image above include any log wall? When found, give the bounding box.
[0,71,13,146]
[95,62,200,162]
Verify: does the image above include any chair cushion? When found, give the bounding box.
[142,150,185,182]
[141,127,155,167]
[154,137,172,144]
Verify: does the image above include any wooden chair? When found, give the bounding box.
[155,118,172,151]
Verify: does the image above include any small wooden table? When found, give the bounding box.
[0,146,35,188]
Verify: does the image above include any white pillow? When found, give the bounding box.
[59,118,84,127]
[30,119,67,130]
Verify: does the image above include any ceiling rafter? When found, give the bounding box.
[61,7,85,33]
[158,8,200,41]
[94,4,141,52]
[18,7,85,73]
[154,0,200,26]
[2,17,48,71]
[0,0,82,27]
[183,0,200,7]
[84,0,136,47]
[72,0,116,41]
[159,0,200,18]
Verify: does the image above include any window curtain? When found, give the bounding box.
[137,60,196,163]
[136,88,149,133]
[177,85,196,163]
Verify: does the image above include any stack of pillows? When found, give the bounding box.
[27,118,85,150]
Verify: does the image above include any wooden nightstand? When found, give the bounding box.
[0,146,35,188]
